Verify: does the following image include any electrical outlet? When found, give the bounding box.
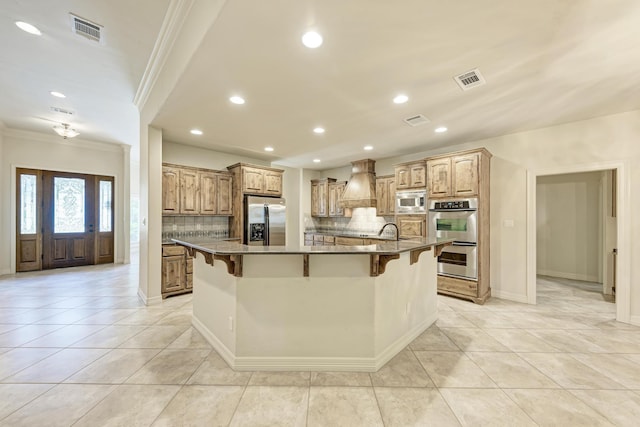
[172,224,177,231]
[228,316,234,331]
[196,223,201,230]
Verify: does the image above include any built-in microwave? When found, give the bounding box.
[395,190,427,214]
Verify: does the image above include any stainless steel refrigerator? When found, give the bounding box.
[245,196,286,246]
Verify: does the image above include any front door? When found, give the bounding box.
[42,171,96,269]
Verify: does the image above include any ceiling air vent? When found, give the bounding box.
[70,13,103,43]
[403,114,430,127]
[50,106,74,116]
[454,68,486,91]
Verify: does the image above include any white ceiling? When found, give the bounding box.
[3,1,640,170]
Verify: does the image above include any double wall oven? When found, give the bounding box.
[429,198,478,280]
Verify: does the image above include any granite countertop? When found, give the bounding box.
[171,237,454,256]
[304,231,397,240]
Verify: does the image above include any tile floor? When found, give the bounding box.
[0,266,639,426]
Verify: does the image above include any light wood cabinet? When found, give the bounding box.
[264,171,283,195]
[311,178,335,217]
[395,160,426,190]
[335,236,366,245]
[161,244,193,298]
[216,174,233,215]
[427,151,483,198]
[376,175,396,216]
[397,215,426,240]
[162,166,180,214]
[179,169,200,214]
[199,172,218,215]
[328,181,346,217]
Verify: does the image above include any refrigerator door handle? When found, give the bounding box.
[264,204,270,246]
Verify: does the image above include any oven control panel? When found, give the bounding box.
[433,200,470,210]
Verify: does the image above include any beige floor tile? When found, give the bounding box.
[466,351,559,388]
[518,352,625,389]
[115,309,172,325]
[126,349,210,385]
[20,324,106,347]
[4,348,108,383]
[0,324,21,335]
[0,348,60,380]
[187,351,252,386]
[1,384,116,427]
[375,387,460,426]
[0,308,69,324]
[66,348,161,384]
[230,386,308,427]
[483,328,559,352]
[440,328,510,352]
[167,327,213,349]
[570,389,640,427]
[435,311,476,328]
[505,389,614,426]
[152,385,244,427]
[248,371,310,386]
[370,350,434,387]
[569,353,640,388]
[575,329,640,353]
[310,371,372,386]
[0,324,65,347]
[69,324,147,348]
[34,308,104,324]
[526,328,608,353]
[414,351,497,388]
[73,384,180,427]
[458,311,516,329]
[307,386,382,427]
[154,310,193,327]
[73,308,138,324]
[118,325,188,348]
[0,383,54,419]
[409,325,460,351]
[440,388,536,426]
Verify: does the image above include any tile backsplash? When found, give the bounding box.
[306,207,396,238]
[162,216,229,239]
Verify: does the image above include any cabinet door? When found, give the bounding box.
[328,182,345,217]
[162,255,185,293]
[398,216,426,240]
[395,166,410,190]
[336,183,345,216]
[179,169,200,214]
[199,172,217,215]
[243,167,264,194]
[427,158,452,198]
[216,175,233,215]
[410,164,426,187]
[311,181,328,217]
[335,236,365,245]
[162,166,180,214]
[452,154,479,197]
[311,182,320,217]
[388,178,396,215]
[376,178,388,215]
[264,171,282,196]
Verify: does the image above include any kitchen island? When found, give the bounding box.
[172,237,452,372]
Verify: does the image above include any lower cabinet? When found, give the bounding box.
[397,215,426,240]
[162,244,193,298]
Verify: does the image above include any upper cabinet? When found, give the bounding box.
[394,160,426,190]
[229,163,284,197]
[328,181,347,217]
[162,163,233,215]
[426,149,489,198]
[311,178,333,217]
[375,175,395,216]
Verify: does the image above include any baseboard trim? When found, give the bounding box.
[192,312,437,372]
[629,315,640,327]
[537,270,599,283]
[0,268,11,277]
[491,289,529,304]
[137,288,162,306]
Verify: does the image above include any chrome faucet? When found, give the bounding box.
[378,222,399,241]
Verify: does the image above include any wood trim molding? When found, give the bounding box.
[214,254,243,277]
[434,242,452,257]
[303,254,309,277]
[370,254,400,276]
[188,247,213,266]
[409,247,431,265]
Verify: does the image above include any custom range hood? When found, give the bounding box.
[340,159,377,209]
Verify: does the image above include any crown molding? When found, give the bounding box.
[133,0,195,110]
[1,127,126,153]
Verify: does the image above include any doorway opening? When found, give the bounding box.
[535,170,617,310]
[16,168,114,272]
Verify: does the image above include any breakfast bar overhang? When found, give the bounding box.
[173,238,452,372]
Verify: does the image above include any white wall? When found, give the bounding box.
[0,128,128,275]
[536,172,602,282]
[163,141,271,170]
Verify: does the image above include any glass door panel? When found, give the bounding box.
[53,177,86,233]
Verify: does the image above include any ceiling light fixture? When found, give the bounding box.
[190,129,203,135]
[16,21,41,35]
[363,145,373,151]
[393,94,409,104]
[229,96,245,105]
[313,127,325,134]
[50,91,66,98]
[264,146,274,152]
[53,123,79,139]
[302,31,323,48]
[434,126,448,133]
[313,159,321,163]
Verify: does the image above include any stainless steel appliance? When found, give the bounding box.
[245,196,286,246]
[396,190,427,214]
[429,198,478,279]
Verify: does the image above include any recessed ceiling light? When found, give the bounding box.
[50,91,66,98]
[229,96,245,105]
[313,127,325,134]
[264,146,274,152]
[313,159,321,163]
[16,21,41,36]
[434,126,448,133]
[393,94,409,104]
[364,145,373,151]
[302,31,323,48]
[190,129,203,135]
